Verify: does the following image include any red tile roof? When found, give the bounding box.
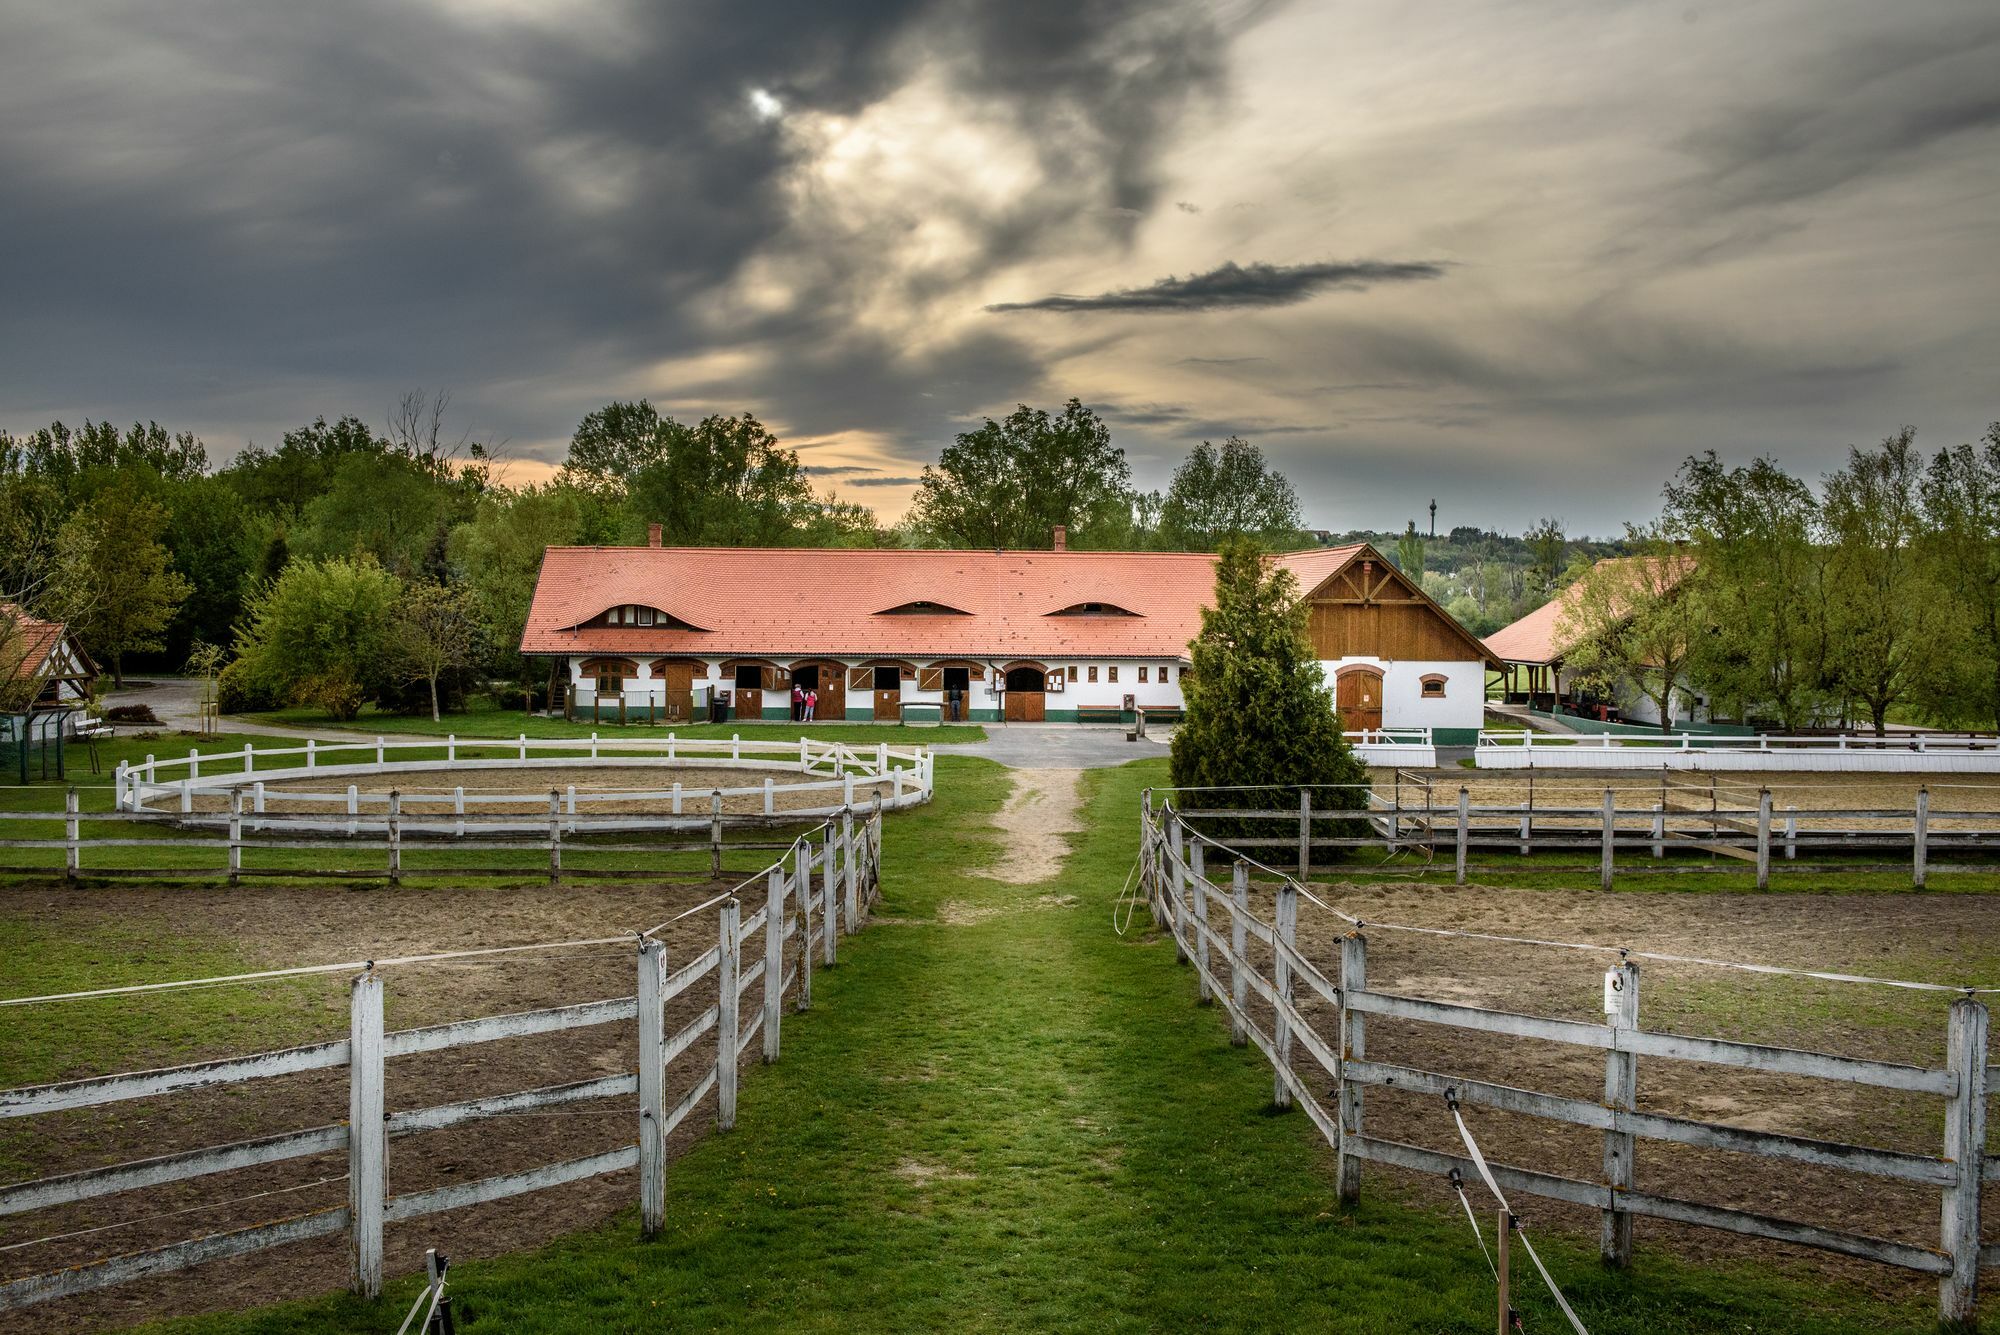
[520,543,1439,663]
[0,604,76,680]
[1484,556,1691,664]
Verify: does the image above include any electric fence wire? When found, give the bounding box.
[1446,1093,1591,1335]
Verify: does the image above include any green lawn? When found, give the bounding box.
[128,756,1934,1334]
[243,700,987,745]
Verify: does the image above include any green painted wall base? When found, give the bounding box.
[1431,727,1480,747]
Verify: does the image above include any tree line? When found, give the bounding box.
[0,395,1313,720]
[1557,424,2000,735]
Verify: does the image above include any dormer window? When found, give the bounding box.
[1047,601,1141,617]
[573,604,708,632]
[875,600,972,616]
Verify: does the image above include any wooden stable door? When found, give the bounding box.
[658,662,694,722]
[810,666,844,720]
[1336,667,1384,733]
[1003,690,1045,722]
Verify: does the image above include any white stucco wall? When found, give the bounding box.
[1318,657,1485,733]
[564,656,1193,713]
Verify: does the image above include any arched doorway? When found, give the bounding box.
[1335,665,1384,733]
[1004,664,1047,722]
[788,659,846,721]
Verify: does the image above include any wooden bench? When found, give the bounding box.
[1136,707,1185,724]
[1076,705,1126,725]
[74,717,115,741]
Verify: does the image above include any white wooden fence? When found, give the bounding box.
[115,733,935,818]
[0,805,884,1312]
[1141,790,1996,1325]
[0,790,886,884]
[1479,729,2000,772]
[1161,777,1996,889]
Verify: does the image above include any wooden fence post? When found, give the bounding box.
[1934,995,1993,1324]
[1455,787,1469,885]
[387,791,402,887]
[1755,789,1771,891]
[1272,880,1297,1111]
[763,867,785,1062]
[1940,996,1989,1325]
[1298,789,1312,879]
[821,825,837,967]
[1599,788,1615,891]
[1169,817,1188,964]
[1230,862,1248,1045]
[227,791,242,886]
[1914,787,1930,889]
[1191,841,1211,1004]
[1601,959,1640,1266]
[1496,1210,1513,1335]
[348,971,385,1298]
[1387,775,1400,855]
[63,787,79,882]
[1337,931,1367,1203]
[549,790,562,884]
[711,792,723,878]
[842,807,859,932]
[346,784,358,837]
[453,786,464,839]
[796,851,813,1012]
[1785,806,1798,861]
[637,939,667,1239]
[717,900,740,1130]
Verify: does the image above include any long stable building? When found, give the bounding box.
[521,533,1495,742]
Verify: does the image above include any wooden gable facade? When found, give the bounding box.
[1295,546,1495,666]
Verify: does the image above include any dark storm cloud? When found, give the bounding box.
[986,259,1446,313]
[0,0,1245,456]
[1678,16,2000,212]
[843,475,925,487]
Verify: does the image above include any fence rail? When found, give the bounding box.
[115,733,936,819]
[0,804,885,1312]
[1159,777,1997,888]
[1140,789,1994,1326]
[1478,728,2000,772]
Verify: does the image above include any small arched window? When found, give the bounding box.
[1420,674,1448,698]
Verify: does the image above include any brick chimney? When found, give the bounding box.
[1052,524,1067,552]
[647,523,662,548]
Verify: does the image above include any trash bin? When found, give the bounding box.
[711,690,731,723]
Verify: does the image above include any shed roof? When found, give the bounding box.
[0,604,84,681]
[1484,556,1690,665]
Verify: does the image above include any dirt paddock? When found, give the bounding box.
[0,876,772,1332]
[1216,872,2000,1303]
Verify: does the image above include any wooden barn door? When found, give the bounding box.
[1003,666,1046,722]
[813,664,844,720]
[657,662,694,722]
[1336,666,1384,733]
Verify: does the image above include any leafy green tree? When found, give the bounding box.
[387,580,484,722]
[293,448,462,576]
[447,484,600,676]
[231,557,401,720]
[159,476,263,659]
[1663,452,1826,729]
[561,403,862,547]
[909,399,1131,549]
[1554,531,1704,733]
[1170,539,1368,823]
[221,415,390,516]
[1157,437,1302,550]
[1918,424,2000,730]
[1820,428,1956,734]
[1524,517,1565,597]
[1394,521,1425,581]
[4,420,206,496]
[47,483,191,687]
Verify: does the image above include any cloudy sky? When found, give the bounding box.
[3,0,1997,535]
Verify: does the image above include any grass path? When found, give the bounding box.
[154,757,1932,1333]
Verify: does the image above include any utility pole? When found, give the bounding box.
[1428,498,1437,538]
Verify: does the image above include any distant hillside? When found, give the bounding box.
[1310,525,1630,638]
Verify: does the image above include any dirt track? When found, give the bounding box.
[0,877,770,1333]
[1216,875,2000,1299]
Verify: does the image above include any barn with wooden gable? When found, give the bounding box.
[520,533,1492,741]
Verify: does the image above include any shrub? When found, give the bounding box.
[216,659,281,714]
[104,704,160,725]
